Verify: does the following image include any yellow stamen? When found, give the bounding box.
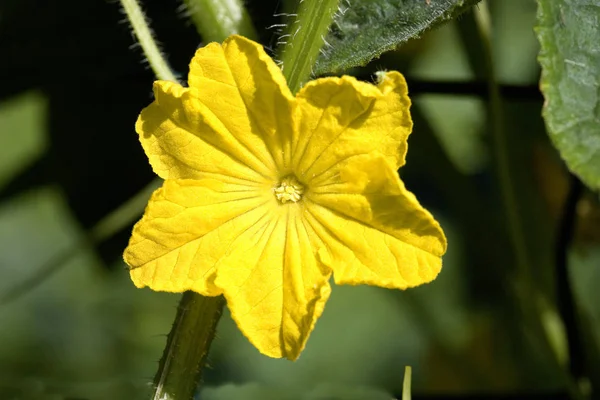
[274,176,304,204]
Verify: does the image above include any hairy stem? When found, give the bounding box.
[119,0,178,82]
[148,2,259,398]
[277,0,341,93]
[183,0,258,42]
[152,293,225,400]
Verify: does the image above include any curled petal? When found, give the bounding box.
[137,82,275,183]
[294,71,412,185]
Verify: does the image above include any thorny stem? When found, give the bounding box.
[120,0,178,82]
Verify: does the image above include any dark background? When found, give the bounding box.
[1,0,598,399]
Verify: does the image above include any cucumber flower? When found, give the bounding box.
[124,35,447,360]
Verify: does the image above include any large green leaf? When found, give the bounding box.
[536,0,600,190]
[314,0,482,75]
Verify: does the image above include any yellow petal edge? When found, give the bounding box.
[124,34,447,360]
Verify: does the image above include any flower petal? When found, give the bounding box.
[188,35,296,174]
[214,205,331,360]
[137,81,275,183]
[306,154,446,289]
[294,71,412,184]
[124,178,271,295]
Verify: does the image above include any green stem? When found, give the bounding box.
[183,0,258,42]
[153,292,225,400]
[150,4,340,394]
[90,179,161,242]
[471,5,584,399]
[119,0,178,82]
[0,179,161,307]
[555,176,585,380]
[277,0,341,93]
[148,2,259,399]
[474,0,530,285]
[402,366,412,400]
[134,1,338,397]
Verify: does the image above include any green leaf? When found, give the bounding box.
[314,0,482,76]
[536,0,600,190]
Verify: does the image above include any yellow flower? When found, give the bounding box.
[124,35,447,360]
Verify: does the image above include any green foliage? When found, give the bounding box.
[537,0,600,191]
[314,0,483,75]
[1,0,600,398]
[200,380,394,399]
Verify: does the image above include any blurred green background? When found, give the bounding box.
[1,0,599,399]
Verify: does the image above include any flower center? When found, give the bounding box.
[274,176,304,204]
